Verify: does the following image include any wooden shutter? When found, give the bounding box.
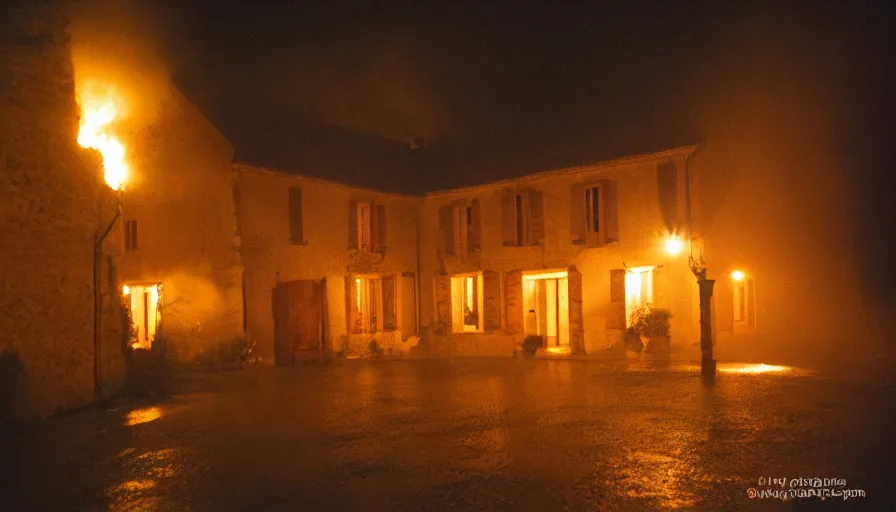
[652,266,668,309]
[469,199,481,252]
[501,189,516,246]
[288,187,303,244]
[657,162,678,233]
[376,204,387,251]
[453,205,466,257]
[504,270,523,334]
[348,200,358,249]
[601,180,619,244]
[608,269,626,329]
[434,275,451,333]
[482,271,501,332]
[439,205,454,255]
[568,266,585,354]
[570,183,585,244]
[527,189,545,245]
[369,201,380,251]
[382,275,397,330]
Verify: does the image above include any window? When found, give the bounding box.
[440,200,480,257]
[501,189,545,246]
[624,266,655,327]
[733,278,756,329]
[358,202,371,251]
[349,201,386,252]
[349,274,398,334]
[288,187,303,245]
[450,273,484,333]
[570,181,618,246]
[351,276,381,333]
[125,220,137,251]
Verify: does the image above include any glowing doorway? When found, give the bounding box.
[123,283,160,350]
[522,270,570,349]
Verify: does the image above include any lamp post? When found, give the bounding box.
[689,255,716,381]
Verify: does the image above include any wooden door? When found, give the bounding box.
[272,280,322,365]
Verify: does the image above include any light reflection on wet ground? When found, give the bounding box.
[2,359,894,510]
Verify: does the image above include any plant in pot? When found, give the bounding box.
[623,326,643,352]
[630,305,672,353]
[521,335,544,359]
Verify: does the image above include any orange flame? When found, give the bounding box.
[77,84,128,190]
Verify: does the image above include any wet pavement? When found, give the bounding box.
[2,358,895,510]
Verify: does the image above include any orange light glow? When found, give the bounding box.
[731,270,745,281]
[124,406,163,426]
[122,285,130,295]
[664,236,684,255]
[77,83,128,190]
[720,363,792,374]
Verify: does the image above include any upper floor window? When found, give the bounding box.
[124,220,138,251]
[439,199,480,258]
[570,180,618,247]
[288,187,304,245]
[349,201,387,252]
[501,189,545,246]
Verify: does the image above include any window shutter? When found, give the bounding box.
[527,189,545,245]
[382,275,397,330]
[288,187,303,244]
[652,266,668,309]
[376,204,387,251]
[504,270,523,334]
[600,180,619,244]
[482,270,501,332]
[608,269,626,329]
[453,205,466,257]
[469,199,481,252]
[501,189,517,246]
[567,266,585,354]
[570,184,586,244]
[434,275,451,334]
[369,201,379,251]
[439,205,454,255]
[657,162,678,233]
[348,200,358,249]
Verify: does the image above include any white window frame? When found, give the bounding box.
[450,272,484,333]
[353,275,382,333]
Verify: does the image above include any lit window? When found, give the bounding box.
[124,283,160,350]
[450,273,484,333]
[352,276,381,333]
[624,266,655,327]
[733,276,756,328]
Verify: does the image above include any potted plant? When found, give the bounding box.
[521,335,544,359]
[630,305,672,353]
[623,326,643,352]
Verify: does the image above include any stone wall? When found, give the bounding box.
[0,1,125,418]
[116,87,244,362]
[236,164,422,362]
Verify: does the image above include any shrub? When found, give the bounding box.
[629,305,672,338]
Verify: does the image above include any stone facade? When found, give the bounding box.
[116,87,244,362]
[236,164,422,362]
[0,1,125,418]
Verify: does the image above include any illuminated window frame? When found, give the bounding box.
[352,275,382,334]
[450,272,484,333]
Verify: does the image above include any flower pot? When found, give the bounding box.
[646,336,671,353]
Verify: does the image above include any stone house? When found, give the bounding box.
[1,2,126,418]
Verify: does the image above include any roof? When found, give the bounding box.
[214,105,701,195]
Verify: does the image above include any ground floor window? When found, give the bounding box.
[451,273,483,332]
[624,266,654,327]
[351,276,381,333]
[732,272,756,329]
[123,283,160,350]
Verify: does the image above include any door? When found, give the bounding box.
[272,280,322,365]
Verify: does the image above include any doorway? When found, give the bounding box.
[123,283,159,350]
[272,280,323,365]
[522,271,570,349]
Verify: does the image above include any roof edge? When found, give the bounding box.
[234,162,425,199]
[424,144,700,198]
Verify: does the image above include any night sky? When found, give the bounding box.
[73,0,895,302]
